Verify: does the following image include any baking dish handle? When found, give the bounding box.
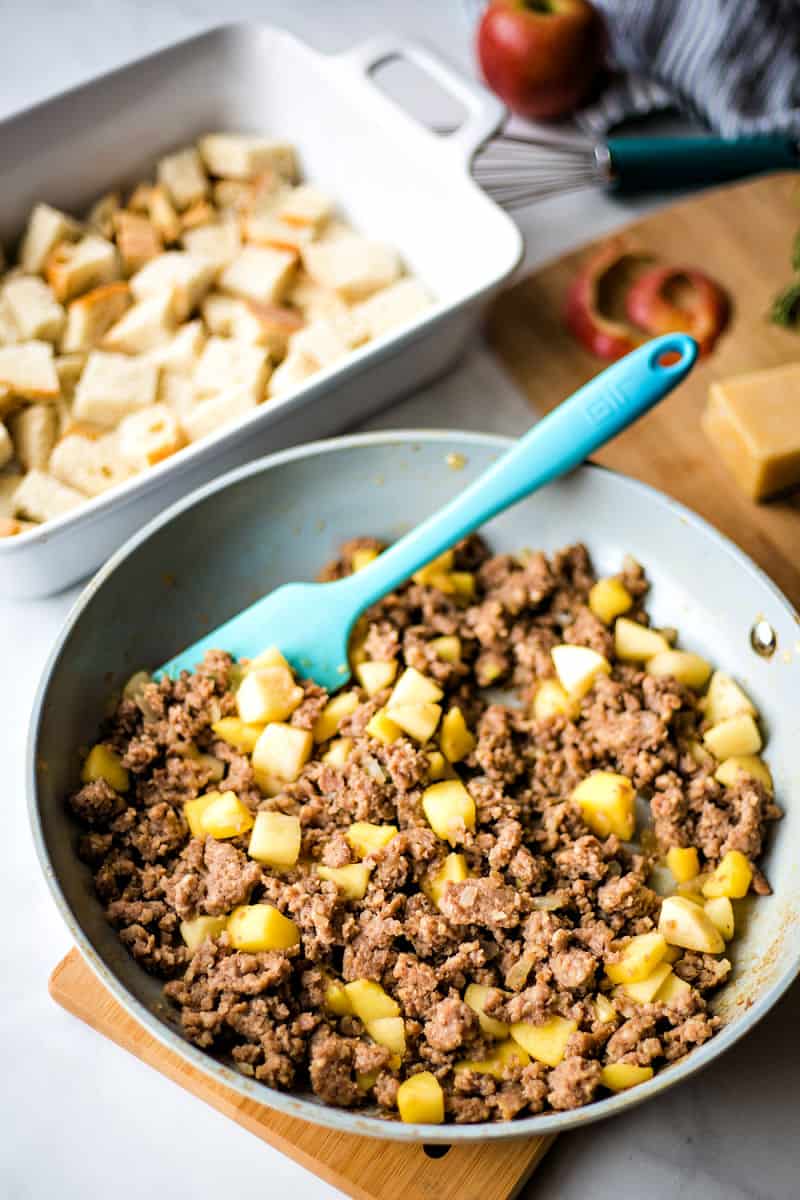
[333,34,505,170]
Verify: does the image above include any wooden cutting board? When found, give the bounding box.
[488,171,800,610]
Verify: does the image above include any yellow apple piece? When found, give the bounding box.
[701,849,753,899]
[236,665,303,724]
[429,635,462,663]
[355,659,398,696]
[593,994,617,1024]
[600,1063,653,1092]
[246,645,291,672]
[365,708,403,744]
[551,643,610,699]
[532,679,578,721]
[344,979,400,1022]
[312,690,359,742]
[510,1016,576,1067]
[439,706,476,762]
[422,779,476,843]
[588,577,633,624]
[425,749,453,781]
[449,571,475,599]
[365,1016,406,1056]
[666,846,700,883]
[704,670,756,725]
[211,717,264,754]
[620,961,673,1003]
[654,971,691,1005]
[687,739,715,769]
[572,771,636,840]
[179,915,228,952]
[322,737,353,766]
[81,744,130,793]
[464,983,509,1039]
[425,852,469,907]
[605,932,668,984]
[227,903,300,951]
[252,722,313,782]
[351,546,379,572]
[646,650,712,689]
[247,810,301,867]
[389,666,443,707]
[317,862,372,899]
[614,618,670,662]
[346,821,398,858]
[703,714,762,760]
[412,550,454,586]
[396,1071,444,1124]
[324,977,352,1016]
[387,702,441,743]
[455,1038,529,1078]
[658,895,725,953]
[714,754,773,792]
[703,896,735,940]
[197,790,254,838]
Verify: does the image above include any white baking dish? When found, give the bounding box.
[0,24,522,598]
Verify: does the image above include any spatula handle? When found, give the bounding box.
[342,333,697,610]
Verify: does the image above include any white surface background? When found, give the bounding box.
[1,3,798,1199]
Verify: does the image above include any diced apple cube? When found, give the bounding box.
[252,723,313,783]
[247,645,291,672]
[705,671,756,726]
[211,717,264,754]
[422,780,476,843]
[425,852,469,907]
[450,571,475,600]
[355,659,398,696]
[343,979,400,1022]
[81,744,129,793]
[714,754,773,792]
[365,708,402,745]
[195,790,254,838]
[688,739,715,769]
[439,707,475,763]
[425,750,453,782]
[180,915,228,952]
[464,983,509,1039]
[351,546,379,572]
[236,666,304,725]
[321,737,353,767]
[646,650,712,689]
[455,1038,529,1078]
[248,811,301,867]
[387,702,441,743]
[666,846,700,883]
[658,895,725,953]
[365,1016,406,1057]
[324,977,352,1016]
[702,850,753,899]
[551,644,610,699]
[532,679,578,721]
[510,1016,576,1067]
[317,862,372,899]
[312,690,359,742]
[704,896,735,939]
[572,771,636,840]
[620,960,673,1003]
[703,714,762,759]
[389,666,443,707]
[429,635,462,663]
[346,822,398,858]
[396,1071,444,1124]
[588,577,633,624]
[614,618,670,661]
[654,971,691,1005]
[593,994,617,1024]
[227,903,300,951]
[606,932,668,984]
[412,549,454,586]
[600,1063,653,1092]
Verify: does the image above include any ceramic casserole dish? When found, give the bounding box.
[29,430,800,1142]
[0,26,522,599]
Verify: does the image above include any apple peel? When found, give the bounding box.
[625,265,729,357]
[564,239,646,361]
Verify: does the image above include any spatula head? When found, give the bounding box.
[156,578,355,693]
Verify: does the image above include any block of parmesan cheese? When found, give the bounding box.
[702,363,800,500]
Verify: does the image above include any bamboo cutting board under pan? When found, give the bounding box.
[50,171,800,1199]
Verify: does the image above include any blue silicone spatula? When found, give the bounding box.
[158,333,697,690]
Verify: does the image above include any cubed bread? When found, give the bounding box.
[243,212,315,254]
[13,467,86,520]
[198,134,297,182]
[87,191,121,239]
[0,423,12,469]
[201,293,302,356]
[0,295,19,345]
[73,350,159,426]
[157,147,209,211]
[146,320,206,373]
[182,219,241,269]
[102,291,177,354]
[20,203,82,274]
[0,468,21,514]
[2,276,65,343]
[9,402,58,469]
[302,234,399,301]
[290,310,367,368]
[287,271,351,322]
[181,200,216,230]
[353,278,432,339]
[49,431,132,496]
[158,369,196,419]
[54,353,87,398]
[0,341,59,398]
[130,252,216,320]
[193,336,270,403]
[113,210,163,274]
[268,349,319,397]
[117,404,185,469]
[276,184,333,230]
[180,385,259,442]
[144,186,182,244]
[45,235,120,303]
[61,282,131,353]
[219,245,296,306]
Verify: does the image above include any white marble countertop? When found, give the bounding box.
[1,3,797,1199]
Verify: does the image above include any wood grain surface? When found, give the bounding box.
[488,171,800,609]
[49,949,553,1200]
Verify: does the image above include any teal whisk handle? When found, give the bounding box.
[606,134,799,193]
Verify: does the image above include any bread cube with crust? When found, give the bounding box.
[113,210,163,274]
[180,199,215,230]
[2,276,65,342]
[302,234,400,301]
[158,369,196,420]
[182,219,241,269]
[13,467,85,520]
[73,350,159,426]
[61,282,132,353]
[118,404,185,469]
[49,430,132,496]
[87,191,120,239]
[20,203,82,274]
[275,184,334,230]
[9,403,58,469]
[202,293,302,357]
[199,134,298,182]
[268,348,318,397]
[147,320,206,373]
[0,296,19,346]
[244,210,315,254]
[193,336,270,403]
[45,235,120,303]
[130,252,216,321]
[219,245,297,306]
[54,353,86,398]
[0,424,13,469]
[140,185,182,244]
[353,277,432,340]
[290,311,367,369]
[0,341,59,399]
[288,271,353,322]
[156,146,209,211]
[102,292,177,354]
[180,385,259,443]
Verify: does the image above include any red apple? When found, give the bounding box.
[477,0,605,120]
[565,239,644,361]
[625,266,729,357]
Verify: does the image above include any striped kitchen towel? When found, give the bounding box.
[463,0,800,136]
